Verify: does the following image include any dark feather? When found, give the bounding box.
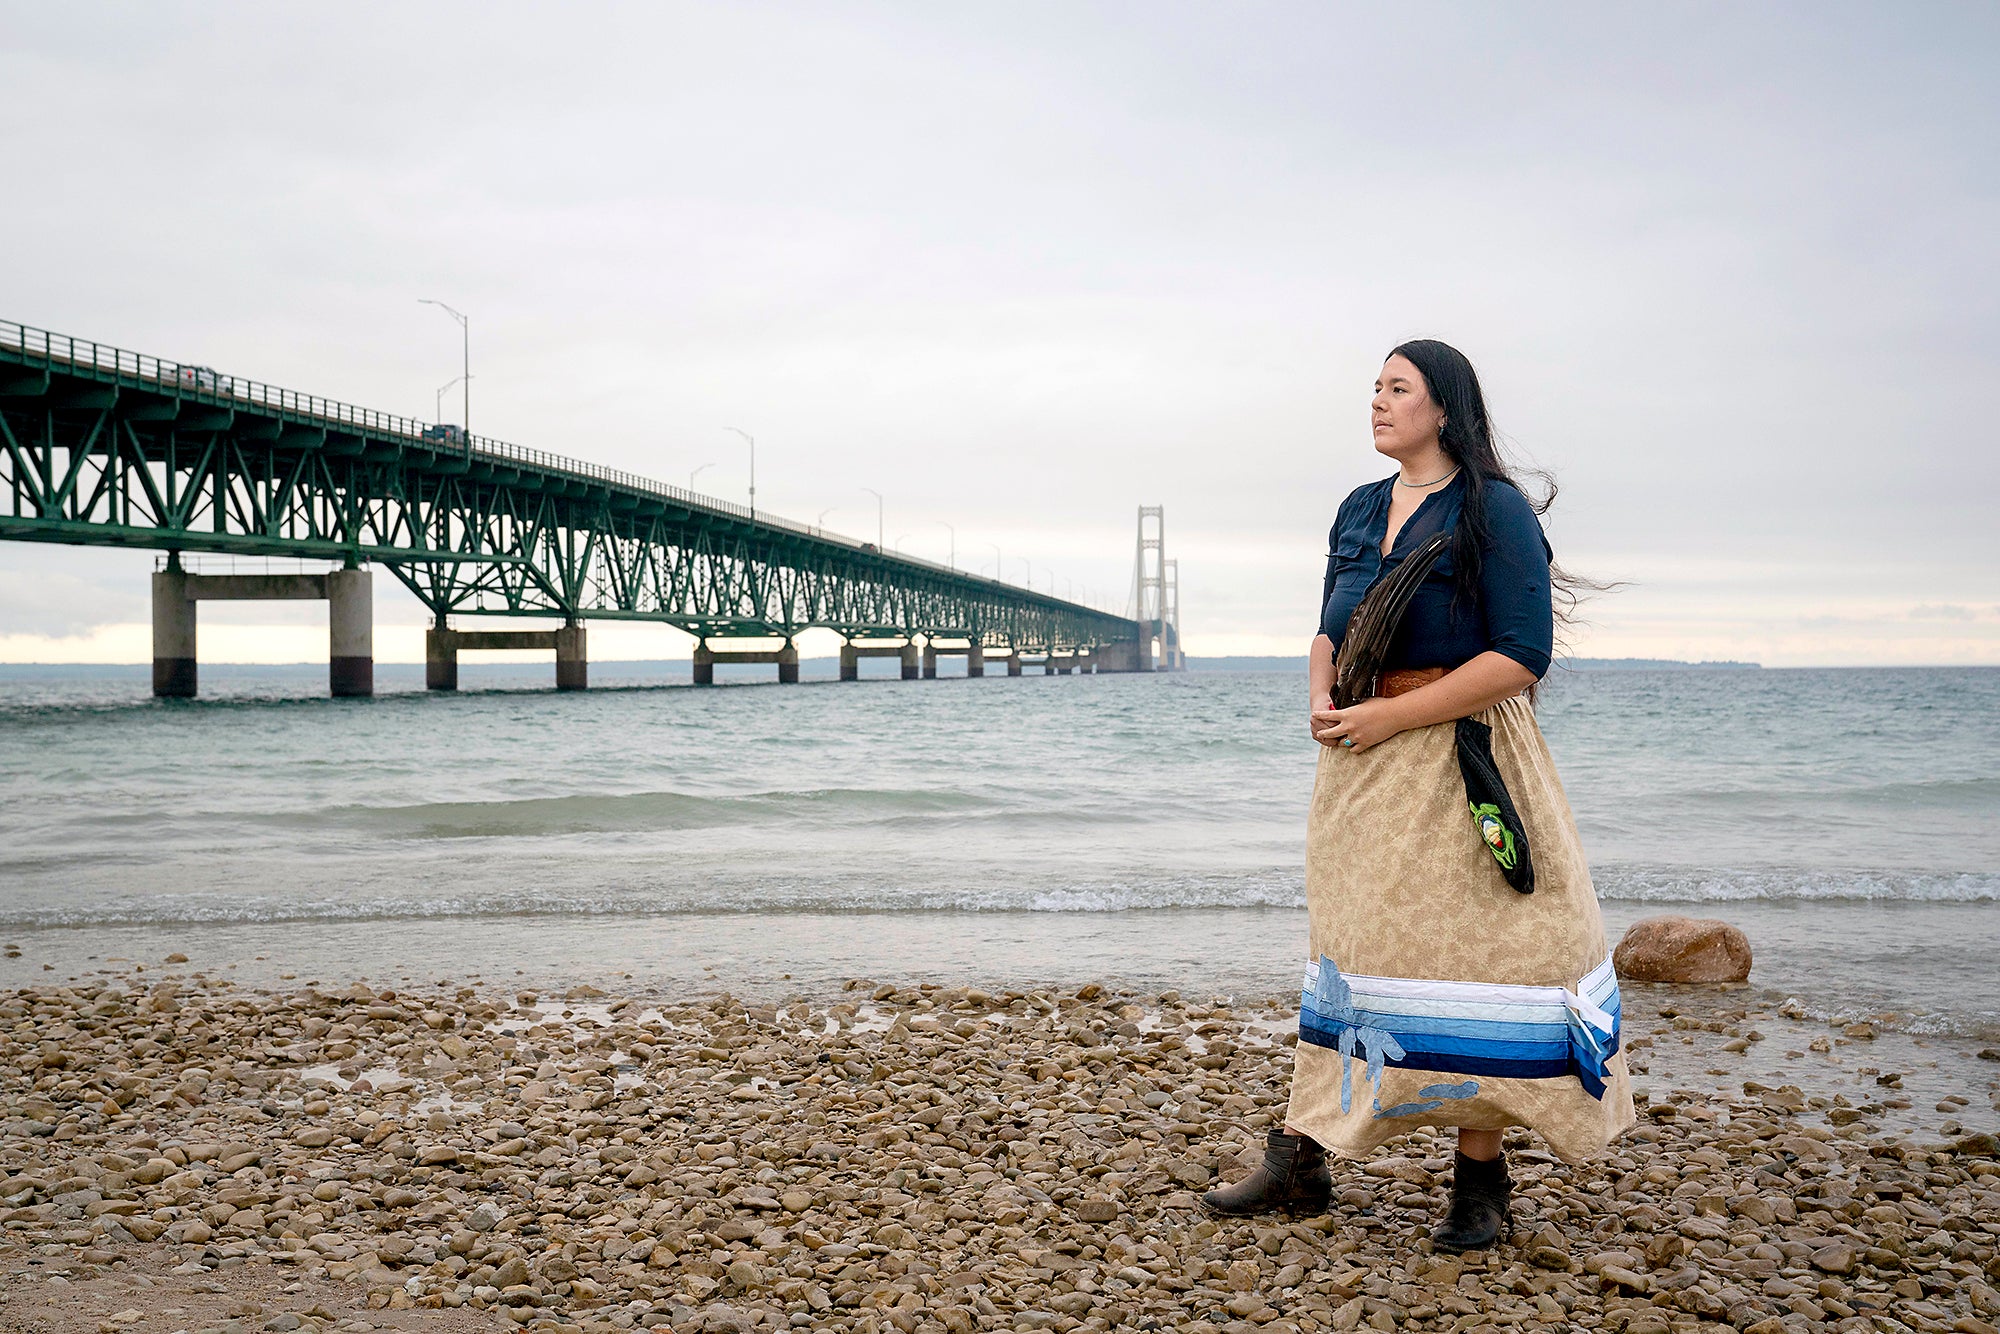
[1331,531,1452,708]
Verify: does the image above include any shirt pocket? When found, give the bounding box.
[1332,536,1377,574]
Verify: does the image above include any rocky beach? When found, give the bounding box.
[2,964,1997,1334]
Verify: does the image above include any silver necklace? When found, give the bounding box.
[1395,465,1459,489]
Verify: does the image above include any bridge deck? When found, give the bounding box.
[0,320,1139,653]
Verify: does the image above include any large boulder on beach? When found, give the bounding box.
[1613,914,1752,983]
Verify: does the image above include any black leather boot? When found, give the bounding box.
[1432,1150,1511,1252]
[1201,1128,1332,1216]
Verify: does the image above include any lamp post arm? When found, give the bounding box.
[419,299,470,454]
[861,488,884,548]
[724,428,755,516]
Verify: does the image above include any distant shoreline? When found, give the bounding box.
[1182,655,1764,672]
[1556,657,1762,670]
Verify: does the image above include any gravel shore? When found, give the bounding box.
[3,967,1997,1334]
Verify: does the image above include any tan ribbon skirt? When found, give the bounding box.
[1284,695,1636,1164]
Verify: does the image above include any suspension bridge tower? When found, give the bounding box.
[1132,506,1185,671]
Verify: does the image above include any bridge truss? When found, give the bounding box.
[0,321,1138,653]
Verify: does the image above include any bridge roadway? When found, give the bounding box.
[0,321,1155,696]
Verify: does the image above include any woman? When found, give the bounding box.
[1202,340,1634,1251]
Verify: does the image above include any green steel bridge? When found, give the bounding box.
[0,320,1164,694]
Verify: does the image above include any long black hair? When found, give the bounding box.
[1388,338,1598,646]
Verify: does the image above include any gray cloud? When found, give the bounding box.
[0,564,145,639]
[0,1,1994,663]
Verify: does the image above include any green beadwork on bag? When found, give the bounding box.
[1469,801,1519,871]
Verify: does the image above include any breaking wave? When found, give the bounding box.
[3,862,1994,930]
[1593,865,1998,903]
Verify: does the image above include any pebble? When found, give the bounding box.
[465,1201,507,1233]
[0,973,1995,1334]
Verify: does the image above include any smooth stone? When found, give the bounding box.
[1613,915,1753,983]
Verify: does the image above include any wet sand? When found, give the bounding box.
[2,967,1997,1334]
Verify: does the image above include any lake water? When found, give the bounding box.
[1,662,1995,1041]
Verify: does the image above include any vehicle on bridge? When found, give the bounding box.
[175,364,233,394]
[422,423,467,445]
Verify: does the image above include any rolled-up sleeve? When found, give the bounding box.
[1479,483,1555,678]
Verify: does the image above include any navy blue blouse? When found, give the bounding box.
[1318,473,1554,678]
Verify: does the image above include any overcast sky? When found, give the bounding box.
[2,1,1995,666]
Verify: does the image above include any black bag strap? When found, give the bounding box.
[1331,530,1452,709]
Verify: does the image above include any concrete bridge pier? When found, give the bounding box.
[327,570,373,696]
[921,640,986,679]
[839,640,909,681]
[555,624,589,691]
[694,640,799,685]
[426,622,587,691]
[152,565,373,699]
[425,625,458,692]
[151,568,197,698]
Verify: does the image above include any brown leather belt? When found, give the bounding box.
[1379,666,1447,698]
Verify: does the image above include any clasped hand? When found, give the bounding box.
[1308,696,1404,752]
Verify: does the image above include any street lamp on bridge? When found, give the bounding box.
[936,521,955,569]
[434,375,469,425]
[723,427,755,517]
[417,299,469,451]
[689,462,714,491]
[861,488,884,548]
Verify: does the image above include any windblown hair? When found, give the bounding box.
[1387,339,1603,652]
